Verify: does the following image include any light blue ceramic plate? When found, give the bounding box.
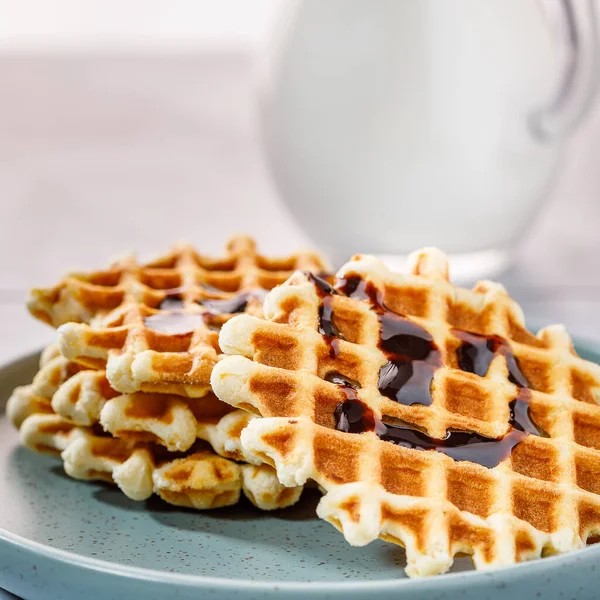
[1,343,600,600]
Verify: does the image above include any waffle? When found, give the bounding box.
[8,351,243,508]
[97,390,302,509]
[6,348,83,429]
[212,248,600,577]
[50,359,302,508]
[64,436,242,507]
[28,235,326,397]
[9,346,302,510]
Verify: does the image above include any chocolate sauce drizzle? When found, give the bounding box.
[154,287,251,332]
[307,272,338,296]
[319,296,342,339]
[317,271,336,286]
[334,398,528,468]
[200,294,249,315]
[307,273,344,355]
[199,282,227,294]
[509,388,543,435]
[325,371,361,389]
[159,287,253,315]
[333,395,536,468]
[304,271,544,468]
[334,397,379,434]
[158,289,185,311]
[453,329,529,387]
[376,314,441,406]
[337,275,368,301]
[338,274,441,406]
[143,312,205,335]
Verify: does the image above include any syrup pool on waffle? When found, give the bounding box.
[147,287,273,335]
[307,272,545,469]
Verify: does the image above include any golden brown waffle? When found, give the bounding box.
[7,382,54,431]
[96,390,303,509]
[6,348,84,429]
[17,406,245,507]
[52,368,120,427]
[28,235,326,328]
[41,235,326,397]
[19,413,88,456]
[8,350,243,507]
[212,248,600,577]
[151,448,242,509]
[89,386,303,509]
[16,395,245,508]
[95,392,304,510]
[63,435,242,508]
[10,346,302,510]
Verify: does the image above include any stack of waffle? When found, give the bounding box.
[11,239,600,578]
[9,235,327,510]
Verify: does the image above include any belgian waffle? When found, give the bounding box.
[64,436,242,508]
[6,348,83,429]
[9,347,302,510]
[51,359,302,508]
[212,248,600,577]
[28,235,326,397]
[96,388,303,509]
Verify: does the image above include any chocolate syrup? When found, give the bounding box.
[319,296,343,339]
[336,275,368,301]
[333,398,528,468]
[509,388,544,435]
[377,314,442,406]
[379,421,527,469]
[250,288,269,303]
[305,272,344,345]
[342,276,441,406]
[317,271,336,286]
[321,273,441,406]
[314,272,543,467]
[454,330,503,377]
[199,282,226,294]
[505,353,530,388]
[323,337,341,359]
[144,312,205,335]
[378,360,435,407]
[453,330,530,388]
[334,398,380,434]
[325,371,360,389]
[159,290,185,311]
[306,272,338,297]
[200,293,249,315]
[378,314,431,358]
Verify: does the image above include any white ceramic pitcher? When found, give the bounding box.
[258,0,598,275]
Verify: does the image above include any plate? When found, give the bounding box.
[1,344,600,600]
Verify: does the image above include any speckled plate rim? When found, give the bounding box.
[3,523,600,594]
[2,338,600,597]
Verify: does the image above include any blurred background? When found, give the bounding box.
[0,0,599,362]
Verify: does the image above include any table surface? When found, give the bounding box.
[0,52,599,598]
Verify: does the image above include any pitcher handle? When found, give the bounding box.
[531,0,599,141]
